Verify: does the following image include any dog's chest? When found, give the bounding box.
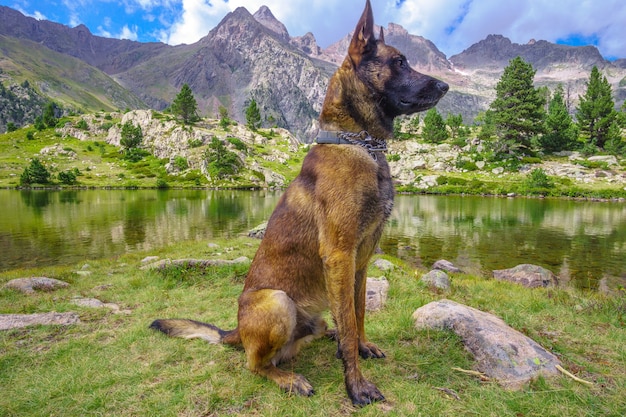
[377,158,394,221]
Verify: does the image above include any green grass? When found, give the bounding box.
[1,238,625,416]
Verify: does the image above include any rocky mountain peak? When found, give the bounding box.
[290,32,322,57]
[253,5,290,42]
[450,34,607,71]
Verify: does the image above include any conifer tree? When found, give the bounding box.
[576,66,619,150]
[42,102,58,128]
[446,113,464,139]
[20,158,51,185]
[422,108,448,143]
[540,84,578,153]
[489,57,545,155]
[120,121,144,161]
[171,83,199,124]
[245,98,262,131]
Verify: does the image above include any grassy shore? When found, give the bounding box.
[1,237,625,416]
[2,113,626,199]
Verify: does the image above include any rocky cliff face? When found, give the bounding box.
[116,6,332,141]
[450,34,607,72]
[448,34,626,118]
[316,23,451,73]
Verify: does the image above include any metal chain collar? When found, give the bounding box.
[337,131,387,160]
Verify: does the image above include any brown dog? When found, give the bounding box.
[151,0,448,405]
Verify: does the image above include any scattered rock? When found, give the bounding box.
[71,297,131,315]
[421,270,451,290]
[3,277,69,294]
[141,256,160,264]
[412,299,561,389]
[493,264,558,288]
[93,284,114,291]
[373,259,395,271]
[248,222,267,239]
[432,259,462,273]
[0,312,80,330]
[365,277,389,311]
[587,155,618,166]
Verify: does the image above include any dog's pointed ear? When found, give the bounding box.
[348,0,376,66]
[379,26,385,43]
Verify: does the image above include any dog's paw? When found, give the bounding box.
[282,373,315,397]
[347,378,385,406]
[359,341,386,359]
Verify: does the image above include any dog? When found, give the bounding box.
[151,0,448,405]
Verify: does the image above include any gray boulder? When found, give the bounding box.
[373,258,395,272]
[0,312,80,330]
[493,264,558,288]
[3,277,69,294]
[421,270,451,290]
[432,259,462,273]
[413,299,560,389]
[365,277,389,311]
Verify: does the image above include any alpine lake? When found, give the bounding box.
[2,189,625,292]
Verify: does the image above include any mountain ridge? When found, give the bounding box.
[1,5,624,139]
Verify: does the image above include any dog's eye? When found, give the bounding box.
[395,58,406,68]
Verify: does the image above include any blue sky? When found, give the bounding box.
[2,0,625,59]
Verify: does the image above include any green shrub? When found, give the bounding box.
[227,137,247,153]
[174,156,189,171]
[156,178,169,189]
[455,158,478,171]
[76,119,89,130]
[58,170,77,185]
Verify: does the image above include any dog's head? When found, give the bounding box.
[348,0,448,117]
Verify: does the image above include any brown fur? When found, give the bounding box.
[151,0,448,405]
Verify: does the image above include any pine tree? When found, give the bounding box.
[245,98,262,131]
[446,113,464,139]
[204,137,242,178]
[120,121,144,161]
[422,108,448,143]
[171,83,199,124]
[540,84,578,153]
[42,102,58,128]
[490,57,545,155]
[120,121,143,150]
[576,66,619,150]
[20,158,51,185]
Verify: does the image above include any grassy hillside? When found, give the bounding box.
[0,112,308,189]
[0,35,145,113]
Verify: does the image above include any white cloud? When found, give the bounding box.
[97,26,113,38]
[32,10,47,20]
[390,0,626,58]
[165,0,230,45]
[119,24,139,41]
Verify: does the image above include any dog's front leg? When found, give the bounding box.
[354,268,385,359]
[325,250,385,405]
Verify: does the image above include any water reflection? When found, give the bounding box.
[1,190,625,291]
[382,195,626,290]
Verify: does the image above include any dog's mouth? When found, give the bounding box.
[399,97,442,113]
[398,80,449,113]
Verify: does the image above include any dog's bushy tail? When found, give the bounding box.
[150,319,240,345]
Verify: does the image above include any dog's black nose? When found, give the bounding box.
[436,81,449,94]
